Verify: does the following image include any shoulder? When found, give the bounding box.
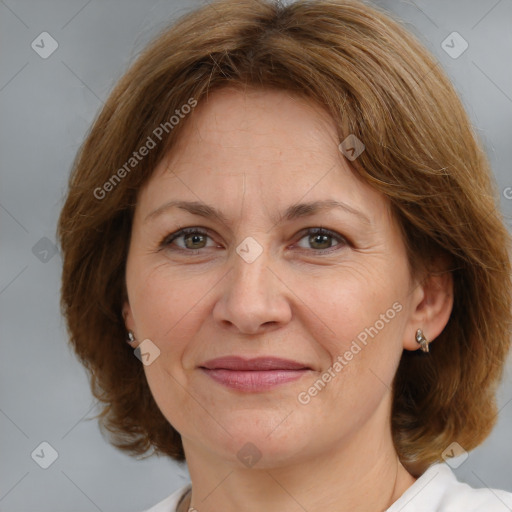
[140,484,191,512]
[387,462,512,512]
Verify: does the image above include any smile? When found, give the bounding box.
[199,356,312,392]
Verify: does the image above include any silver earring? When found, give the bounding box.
[415,329,430,353]
[127,330,135,344]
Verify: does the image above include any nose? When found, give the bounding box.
[212,245,292,335]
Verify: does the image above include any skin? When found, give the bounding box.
[123,86,453,512]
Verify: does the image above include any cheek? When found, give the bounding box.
[301,267,399,347]
[131,266,208,430]
[301,270,406,393]
[130,262,210,340]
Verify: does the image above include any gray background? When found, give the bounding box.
[1,0,511,510]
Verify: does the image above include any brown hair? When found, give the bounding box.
[57,0,512,473]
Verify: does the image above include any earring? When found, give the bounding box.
[127,330,135,344]
[415,329,430,353]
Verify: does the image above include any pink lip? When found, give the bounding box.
[199,356,312,392]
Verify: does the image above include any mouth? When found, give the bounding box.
[198,356,312,392]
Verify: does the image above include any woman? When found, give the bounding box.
[57,0,512,510]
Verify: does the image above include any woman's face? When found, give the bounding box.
[123,87,425,468]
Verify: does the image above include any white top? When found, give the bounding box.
[142,462,512,512]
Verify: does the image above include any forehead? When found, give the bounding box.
[135,86,389,225]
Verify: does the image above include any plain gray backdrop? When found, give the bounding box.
[1,0,511,511]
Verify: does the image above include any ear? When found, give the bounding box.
[402,264,454,351]
[122,300,137,347]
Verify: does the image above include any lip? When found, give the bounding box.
[200,356,311,371]
[199,356,312,392]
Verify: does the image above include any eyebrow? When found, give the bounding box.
[144,199,371,226]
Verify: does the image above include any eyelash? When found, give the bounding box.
[159,226,349,254]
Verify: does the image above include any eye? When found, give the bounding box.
[294,227,348,252]
[159,226,349,254]
[160,227,217,251]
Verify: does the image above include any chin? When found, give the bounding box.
[197,411,316,469]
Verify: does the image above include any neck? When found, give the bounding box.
[179,460,414,512]
[179,401,416,512]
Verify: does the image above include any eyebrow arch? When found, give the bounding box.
[144,199,371,226]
